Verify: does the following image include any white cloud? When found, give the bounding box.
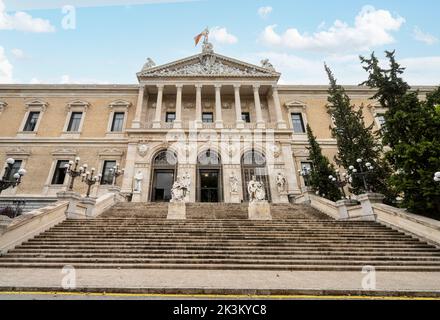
[259,5,405,53]
[258,6,272,18]
[251,52,440,86]
[29,78,42,84]
[11,48,25,59]
[400,56,440,85]
[412,26,438,45]
[0,0,55,32]
[210,26,238,45]
[0,46,13,83]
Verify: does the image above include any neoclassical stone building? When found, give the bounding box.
[0,43,434,205]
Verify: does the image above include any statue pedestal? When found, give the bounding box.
[230,192,241,203]
[278,191,289,204]
[168,201,186,220]
[248,200,272,220]
[132,191,142,203]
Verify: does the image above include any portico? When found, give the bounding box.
[122,42,301,204]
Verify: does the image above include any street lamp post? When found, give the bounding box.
[65,157,85,191]
[328,170,349,199]
[348,158,375,193]
[81,167,101,198]
[0,158,26,194]
[109,163,124,186]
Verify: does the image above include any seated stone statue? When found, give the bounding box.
[247,176,266,202]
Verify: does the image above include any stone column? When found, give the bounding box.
[214,84,223,128]
[152,84,164,129]
[272,85,287,129]
[234,84,244,128]
[195,84,202,128]
[174,84,183,129]
[253,84,265,129]
[132,85,144,129]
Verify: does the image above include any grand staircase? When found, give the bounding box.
[0,203,440,271]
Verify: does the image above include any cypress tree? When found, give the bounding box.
[360,51,440,216]
[325,64,393,199]
[306,124,342,202]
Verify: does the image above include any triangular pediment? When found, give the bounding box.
[137,53,280,80]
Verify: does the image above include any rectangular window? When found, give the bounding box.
[7,160,23,181]
[23,112,40,132]
[291,113,305,133]
[51,160,69,185]
[202,112,213,123]
[165,112,176,123]
[101,160,117,185]
[111,112,125,132]
[300,162,312,186]
[241,112,251,123]
[67,112,83,132]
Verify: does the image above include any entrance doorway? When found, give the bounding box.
[151,170,174,202]
[196,149,223,202]
[199,169,220,202]
[150,150,177,202]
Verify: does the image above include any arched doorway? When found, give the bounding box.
[197,149,223,202]
[150,150,177,202]
[241,150,271,202]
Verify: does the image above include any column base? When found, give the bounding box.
[230,192,241,203]
[215,121,224,129]
[132,191,142,202]
[278,191,289,203]
[277,121,287,129]
[236,120,245,129]
[173,121,182,129]
[152,121,161,129]
[131,120,141,129]
[256,121,265,129]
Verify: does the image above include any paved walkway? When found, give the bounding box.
[1,268,440,298]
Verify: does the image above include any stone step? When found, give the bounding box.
[1,262,439,272]
[2,255,440,265]
[2,201,438,274]
[6,252,440,262]
[34,233,418,243]
[11,247,439,254]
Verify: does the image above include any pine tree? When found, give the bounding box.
[325,64,393,199]
[306,124,342,202]
[360,51,440,216]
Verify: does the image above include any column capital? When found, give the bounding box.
[195,84,203,89]
[214,84,222,89]
[175,84,184,89]
[272,84,280,91]
[156,84,164,90]
[253,84,261,90]
[233,84,241,90]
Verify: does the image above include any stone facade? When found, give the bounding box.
[0,44,435,203]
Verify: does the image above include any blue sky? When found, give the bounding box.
[0,0,439,85]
